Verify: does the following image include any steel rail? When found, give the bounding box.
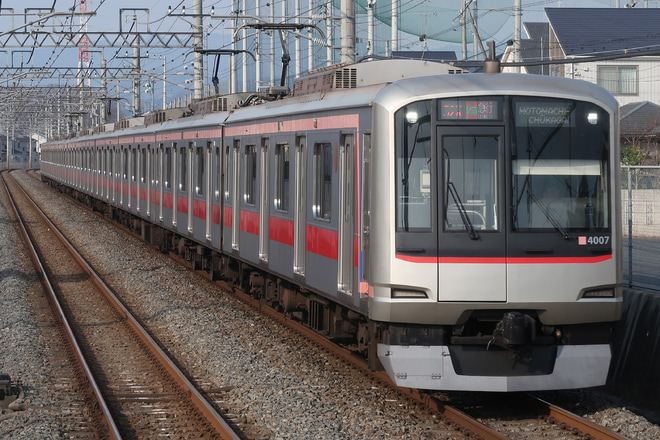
[0,170,122,440]
[6,170,241,440]
[531,396,632,440]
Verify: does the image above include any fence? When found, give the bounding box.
[621,165,660,290]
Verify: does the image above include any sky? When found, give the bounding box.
[1,0,658,115]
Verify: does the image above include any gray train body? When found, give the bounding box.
[41,60,622,392]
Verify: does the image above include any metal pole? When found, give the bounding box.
[308,0,313,72]
[513,0,521,72]
[461,0,467,60]
[295,0,301,77]
[340,0,356,63]
[193,0,204,102]
[101,58,107,123]
[132,36,141,116]
[270,1,275,86]
[391,0,398,52]
[163,56,167,109]
[627,165,633,288]
[472,0,478,58]
[230,0,237,94]
[256,0,262,90]
[326,3,333,65]
[367,0,374,56]
[242,0,248,92]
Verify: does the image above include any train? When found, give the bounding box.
[40,59,622,392]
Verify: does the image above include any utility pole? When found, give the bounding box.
[461,0,467,60]
[513,0,521,72]
[340,0,356,63]
[367,0,375,56]
[391,0,398,53]
[132,35,141,117]
[193,0,204,103]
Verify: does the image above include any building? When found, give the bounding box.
[505,8,660,107]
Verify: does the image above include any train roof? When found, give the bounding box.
[45,61,619,148]
[374,72,620,113]
[226,59,469,123]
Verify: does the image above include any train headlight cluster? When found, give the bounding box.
[587,112,599,125]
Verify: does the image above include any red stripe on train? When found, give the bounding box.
[395,255,612,264]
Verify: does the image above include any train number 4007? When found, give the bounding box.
[582,236,610,245]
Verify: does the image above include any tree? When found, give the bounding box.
[621,144,648,166]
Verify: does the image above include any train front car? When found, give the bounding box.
[369,73,622,392]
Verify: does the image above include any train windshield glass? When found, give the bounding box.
[395,100,433,232]
[511,97,610,233]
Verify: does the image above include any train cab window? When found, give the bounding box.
[164,147,172,189]
[244,145,257,206]
[511,98,610,233]
[179,146,187,192]
[196,146,204,196]
[395,100,432,232]
[443,135,499,232]
[274,143,290,212]
[313,143,332,220]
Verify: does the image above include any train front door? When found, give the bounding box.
[436,127,506,302]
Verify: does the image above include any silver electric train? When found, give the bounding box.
[40,59,622,392]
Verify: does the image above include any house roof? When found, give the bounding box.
[620,101,660,136]
[524,22,549,42]
[520,22,550,75]
[545,8,660,57]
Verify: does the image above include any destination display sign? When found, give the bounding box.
[439,98,501,121]
[515,102,573,126]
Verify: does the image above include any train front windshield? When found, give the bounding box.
[510,98,610,234]
[395,95,612,261]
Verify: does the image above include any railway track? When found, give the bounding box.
[1,169,241,439]
[11,168,640,439]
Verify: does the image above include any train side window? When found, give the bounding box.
[274,143,290,212]
[122,147,128,180]
[164,147,172,189]
[132,148,138,182]
[196,146,204,196]
[224,144,230,202]
[179,145,187,192]
[214,143,220,201]
[244,145,257,206]
[313,142,332,220]
[141,147,147,184]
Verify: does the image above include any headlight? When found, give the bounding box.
[391,289,428,299]
[582,288,615,298]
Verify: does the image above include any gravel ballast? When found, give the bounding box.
[1,171,659,439]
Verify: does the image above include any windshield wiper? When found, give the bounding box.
[526,188,570,240]
[447,181,479,240]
